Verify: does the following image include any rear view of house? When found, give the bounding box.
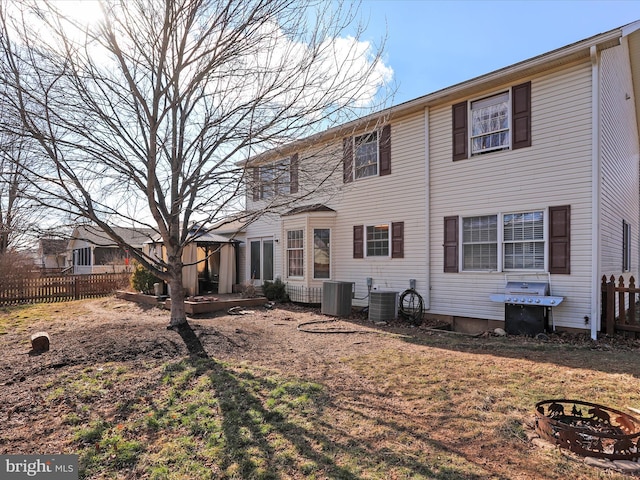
[242,21,640,337]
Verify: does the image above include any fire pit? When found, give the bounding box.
[535,399,640,460]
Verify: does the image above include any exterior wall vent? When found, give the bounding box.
[321,281,354,317]
[369,290,398,322]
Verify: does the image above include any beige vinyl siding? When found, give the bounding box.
[429,61,595,330]
[599,41,640,284]
[244,213,282,284]
[330,112,428,305]
[244,111,429,303]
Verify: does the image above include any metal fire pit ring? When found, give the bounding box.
[535,399,640,460]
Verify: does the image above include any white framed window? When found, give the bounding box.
[471,91,509,155]
[461,210,545,271]
[354,131,378,179]
[313,228,330,279]
[286,229,304,277]
[366,224,389,257]
[503,211,544,270]
[462,215,498,270]
[260,159,290,200]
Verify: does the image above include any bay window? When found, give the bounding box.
[313,229,330,279]
[287,229,304,277]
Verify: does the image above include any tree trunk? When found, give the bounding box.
[167,263,187,328]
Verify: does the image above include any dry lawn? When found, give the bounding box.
[1,297,640,479]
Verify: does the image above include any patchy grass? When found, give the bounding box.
[2,299,640,479]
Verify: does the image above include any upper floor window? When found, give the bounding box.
[452,82,531,161]
[343,125,391,183]
[252,154,298,202]
[471,92,509,155]
[259,159,290,200]
[354,131,378,179]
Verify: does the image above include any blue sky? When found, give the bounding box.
[357,0,640,106]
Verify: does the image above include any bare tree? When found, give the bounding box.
[0,128,48,253]
[0,0,391,327]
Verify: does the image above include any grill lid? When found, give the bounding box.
[505,281,549,296]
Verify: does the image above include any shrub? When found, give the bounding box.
[262,278,289,302]
[130,262,160,295]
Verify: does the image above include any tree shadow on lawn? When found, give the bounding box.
[167,321,487,479]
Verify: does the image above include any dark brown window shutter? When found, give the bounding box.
[444,216,459,272]
[452,101,468,161]
[252,167,260,201]
[353,225,363,259]
[289,153,299,194]
[391,221,404,258]
[512,81,531,150]
[379,124,391,176]
[549,205,570,274]
[343,137,353,183]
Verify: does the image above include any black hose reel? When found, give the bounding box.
[398,288,424,326]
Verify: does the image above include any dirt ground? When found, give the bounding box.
[2,296,640,478]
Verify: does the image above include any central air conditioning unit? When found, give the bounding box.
[369,290,398,322]
[321,281,354,317]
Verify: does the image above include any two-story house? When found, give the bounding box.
[242,21,640,338]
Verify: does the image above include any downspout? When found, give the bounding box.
[590,45,601,340]
[424,106,431,309]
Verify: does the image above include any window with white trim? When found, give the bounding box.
[259,159,290,199]
[313,228,330,279]
[461,210,544,271]
[463,215,497,270]
[354,131,378,179]
[286,229,304,277]
[503,211,544,270]
[366,224,389,257]
[471,92,509,155]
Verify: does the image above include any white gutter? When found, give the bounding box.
[424,106,431,309]
[590,45,601,341]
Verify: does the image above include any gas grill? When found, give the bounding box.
[490,279,564,335]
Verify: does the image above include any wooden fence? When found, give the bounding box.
[601,275,640,336]
[0,273,131,306]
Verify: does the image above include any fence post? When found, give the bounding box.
[74,277,80,300]
[606,275,615,336]
[629,276,636,326]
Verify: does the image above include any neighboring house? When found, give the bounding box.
[37,238,68,271]
[242,21,640,337]
[68,225,154,275]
